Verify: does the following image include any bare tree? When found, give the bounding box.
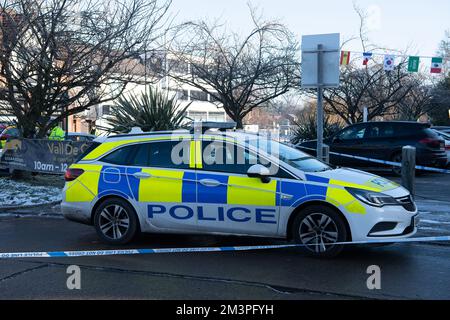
[168,8,300,128]
[0,0,171,138]
[393,74,436,121]
[323,60,418,124]
[266,91,303,116]
[438,30,450,62]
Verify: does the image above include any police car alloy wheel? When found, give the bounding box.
[94,198,139,245]
[293,205,347,258]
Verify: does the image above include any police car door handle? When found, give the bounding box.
[133,172,152,179]
[199,179,221,187]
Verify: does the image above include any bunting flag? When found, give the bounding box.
[430,57,443,74]
[383,55,396,71]
[408,56,420,72]
[334,49,445,74]
[362,52,372,66]
[340,51,351,65]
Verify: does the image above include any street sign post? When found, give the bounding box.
[301,33,340,161]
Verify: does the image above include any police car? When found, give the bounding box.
[62,123,419,257]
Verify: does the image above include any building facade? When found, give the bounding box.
[69,53,228,134]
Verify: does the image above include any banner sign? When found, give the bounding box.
[0,139,92,174]
[301,33,340,88]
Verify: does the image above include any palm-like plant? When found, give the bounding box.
[290,111,343,144]
[106,87,191,133]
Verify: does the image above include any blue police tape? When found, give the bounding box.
[0,235,449,259]
[296,146,450,174]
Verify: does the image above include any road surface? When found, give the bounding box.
[0,172,449,300]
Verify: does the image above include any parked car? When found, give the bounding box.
[432,126,450,135]
[65,132,96,142]
[433,130,450,166]
[62,125,418,258]
[298,122,447,175]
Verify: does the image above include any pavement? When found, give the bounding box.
[0,172,449,300]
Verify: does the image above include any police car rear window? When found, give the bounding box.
[100,141,190,169]
[102,145,137,165]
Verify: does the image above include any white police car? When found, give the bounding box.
[62,123,419,257]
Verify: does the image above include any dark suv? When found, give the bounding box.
[298,121,447,175]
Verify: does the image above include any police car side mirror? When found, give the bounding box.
[247,164,272,184]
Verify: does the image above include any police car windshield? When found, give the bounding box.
[248,138,331,173]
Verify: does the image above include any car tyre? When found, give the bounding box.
[292,205,348,258]
[93,198,139,245]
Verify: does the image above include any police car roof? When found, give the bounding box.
[93,130,261,144]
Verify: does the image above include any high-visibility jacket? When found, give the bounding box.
[49,126,65,141]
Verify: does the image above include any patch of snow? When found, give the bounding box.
[0,178,62,207]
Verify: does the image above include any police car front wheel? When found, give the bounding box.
[94,198,139,245]
[292,205,348,258]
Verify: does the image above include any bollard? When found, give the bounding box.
[401,146,416,198]
[322,144,330,164]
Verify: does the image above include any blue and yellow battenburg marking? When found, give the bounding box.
[65,138,392,216]
[65,166,370,216]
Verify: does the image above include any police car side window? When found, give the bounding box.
[132,144,151,167]
[148,141,190,169]
[202,141,292,178]
[101,145,138,166]
[101,141,190,169]
[202,141,251,174]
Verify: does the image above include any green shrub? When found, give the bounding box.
[106,87,191,133]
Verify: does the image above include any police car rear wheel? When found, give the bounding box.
[293,206,347,258]
[94,198,138,245]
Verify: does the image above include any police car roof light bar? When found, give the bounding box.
[191,121,237,134]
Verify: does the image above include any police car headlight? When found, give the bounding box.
[345,187,399,207]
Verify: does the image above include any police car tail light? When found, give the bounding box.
[64,168,85,182]
[345,187,399,207]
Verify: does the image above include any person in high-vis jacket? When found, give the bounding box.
[48,126,66,141]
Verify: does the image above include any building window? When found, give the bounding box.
[168,59,188,74]
[188,111,208,122]
[176,90,189,101]
[190,90,208,102]
[209,95,222,104]
[101,105,113,116]
[208,112,225,122]
[190,62,203,77]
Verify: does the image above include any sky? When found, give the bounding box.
[169,0,450,57]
